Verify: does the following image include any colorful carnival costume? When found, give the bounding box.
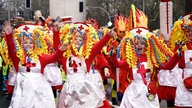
[43,24,63,90]
[156,31,182,107]
[86,19,119,105]
[104,14,130,104]
[53,23,116,108]
[0,56,9,92]
[86,52,111,108]
[0,38,15,94]
[170,13,192,108]
[157,64,182,103]
[111,29,180,108]
[110,5,181,108]
[3,24,64,108]
[84,22,111,108]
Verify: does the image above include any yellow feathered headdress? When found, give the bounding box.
[59,22,98,59]
[170,13,192,51]
[121,4,173,69]
[129,4,148,29]
[13,24,50,65]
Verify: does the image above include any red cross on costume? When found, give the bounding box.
[72,60,81,72]
[136,29,142,34]
[189,15,192,21]
[23,26,30,32]
[78,25,84,30]
[137,64,150,85]
[22,62,36,72]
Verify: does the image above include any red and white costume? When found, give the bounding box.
[157,64,182,101]
[53,30,113,108]
[87,53,109,98]
[111,53,180,108]
[86,53,111,108]
[175,43,192,107]
[5,33,64,108]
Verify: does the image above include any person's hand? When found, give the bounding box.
[176,41,184,57]
[147,81,157,95]
[58,44,68,51]
[104,67,110,77]
[107,27,116,37]
[52,17,60,32]
[2,21,13,35]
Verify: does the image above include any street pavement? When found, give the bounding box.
[0,92,11,108]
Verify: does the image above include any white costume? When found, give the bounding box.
[120,62,159,108]
[175,50,192,107]
[57,55,103,108]
[86,69,106,101]
[157,64,182,101]
[158,65,181,87]
[9,59,55,108]
[44,62,62,86]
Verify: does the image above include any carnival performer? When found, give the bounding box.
[156,32,182,108]
[2,21,66,108]
[1,19,27,95]
[85,19,112,108]
[43,17,63,102]
[106,14,130,104]
[0,25,9,94]
[170,12,192,108]
[85,19,111,82]
[158,67,181,108]
[52,20,116,108]
[110,5,182,108]
[112,30,181,108]
[86,19,111,82]
[1,24,16,95]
